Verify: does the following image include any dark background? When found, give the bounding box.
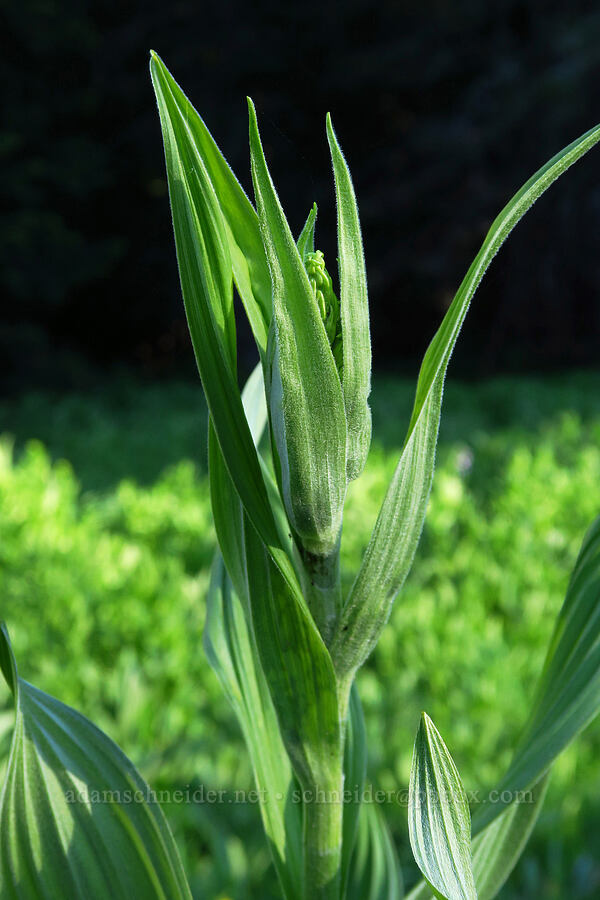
[2,0,599,393]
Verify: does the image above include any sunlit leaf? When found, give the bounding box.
[150,53,271,357]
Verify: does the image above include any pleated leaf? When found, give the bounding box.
[406,772,549,900]
[326,113,372,482]
[347,802,403,900]
[150,53,271,358]
[409,713,477,900]
[0,625,191,900]
[332,121,600,681]
[203,556,302,900]
[248,98,348,559]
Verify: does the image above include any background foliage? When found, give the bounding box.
[1,372,600,898]
[2,0,600,389]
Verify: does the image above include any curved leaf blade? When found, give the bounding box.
[409,714,477,900]
[332,122,600,680]
[0,624,191,900]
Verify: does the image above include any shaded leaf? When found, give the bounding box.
[203,557,302,900]
[347,801,403,900]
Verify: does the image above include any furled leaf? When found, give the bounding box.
[347,801,403,900]
[408,713,477,900]
[0,624,191,900]
[326,113,372,482]
[150,53,271,357]
[248,98,348,560]
[332,121,600,681]
[203,556,302,900]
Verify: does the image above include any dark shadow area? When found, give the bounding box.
[1,1,600,393]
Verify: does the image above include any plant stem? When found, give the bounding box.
[303,770,345,900]
[299,542,342,646]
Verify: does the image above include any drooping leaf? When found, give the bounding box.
[248,98,348,561]
[408,713,477,900]
[347,801,404,900]
[326,113,372,482]
[332,121,600,681]
[150,53,271,357]
[203,557,302,900]
[0,624,191,900]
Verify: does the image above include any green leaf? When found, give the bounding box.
[405,773,549,900]
[242,517,341,792]
[150,53,271,358]
[297,203,318,261]
[347,801,403,900]
[203,556,302,900]
[408,513,600,899]
[471,773,549,900]
[332,121,600,681]
[473,513,600,832]
[341,684,368,896]
[326,113,372,482]
[409,714,477,900]
[248,98,348,559]
[151,52,299,602]
[0,624,191,900]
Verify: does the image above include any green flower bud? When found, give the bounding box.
[305,250,343,370]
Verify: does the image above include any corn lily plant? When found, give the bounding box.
[1,53,599,900]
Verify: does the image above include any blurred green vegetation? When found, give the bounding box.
[1,371,600,898]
